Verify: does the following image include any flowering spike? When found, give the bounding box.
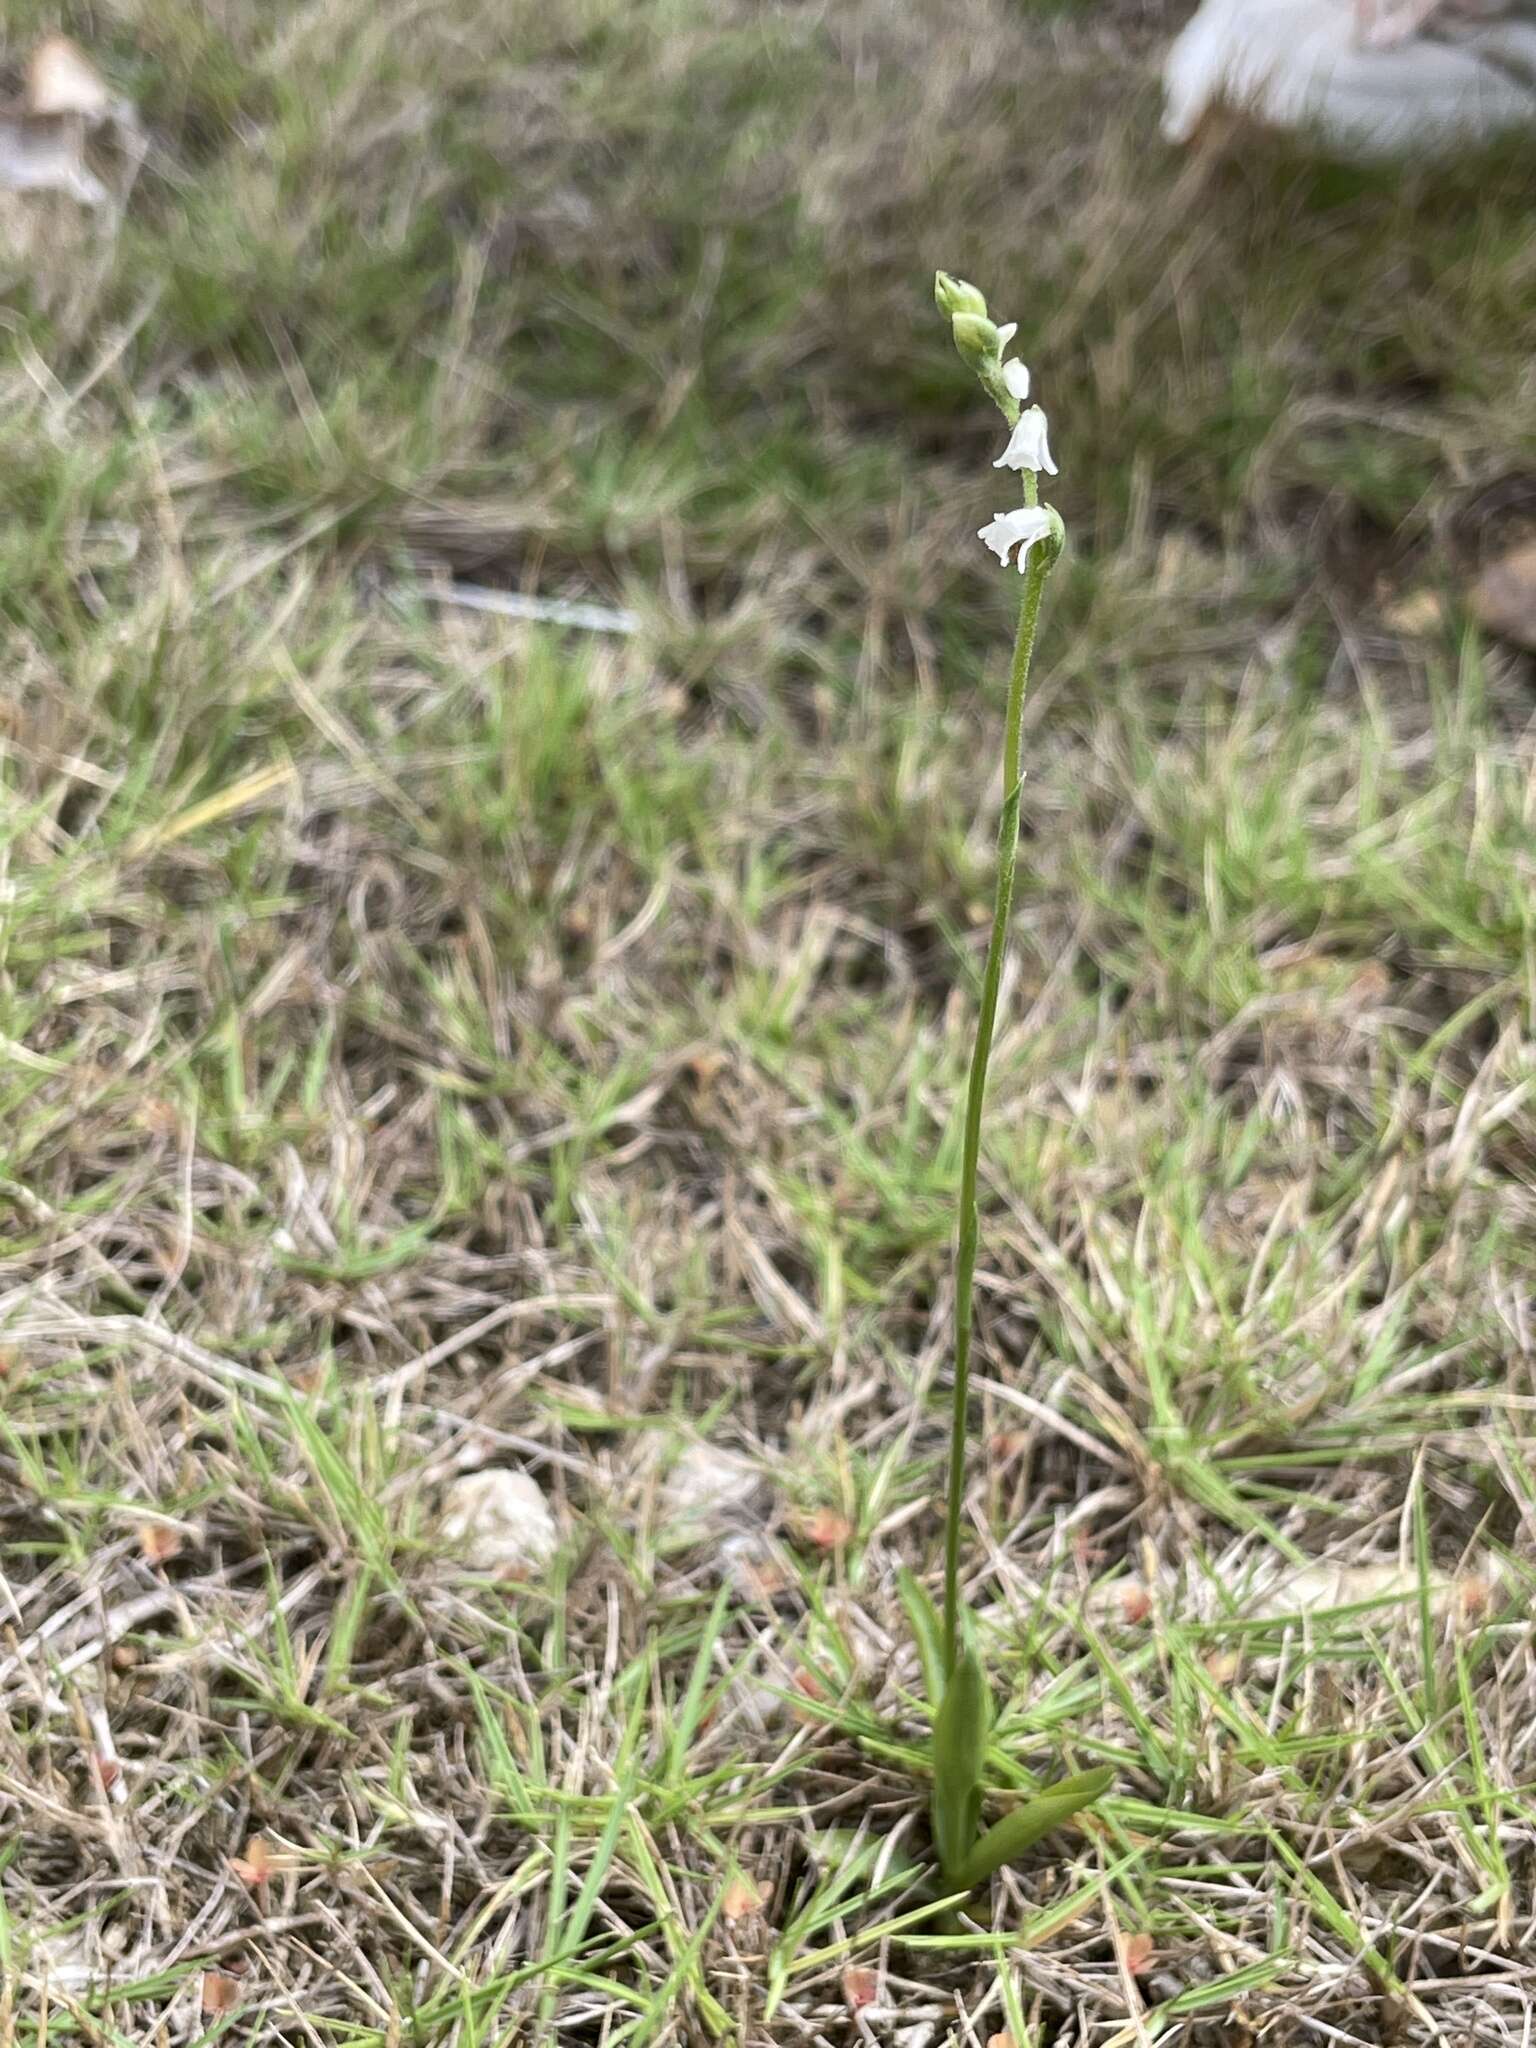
[926,276,1104,1884]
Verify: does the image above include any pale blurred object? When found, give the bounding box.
[1162,0,1536,156]
[0,114,108,205]
[1469,540,1536,648]
[26,35,116,122]
[0,34,139,208]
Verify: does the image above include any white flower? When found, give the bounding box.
[978,505,1053,572]
[995,322,1032,404]
[990,321,1031,402]
[994,405,1056,475]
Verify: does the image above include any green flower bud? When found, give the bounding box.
[934,270,989,321]
[948,311,1002,372]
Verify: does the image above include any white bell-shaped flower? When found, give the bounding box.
[977,505,1053,572]
[994,405,1056,476]
[990,322,1031,402]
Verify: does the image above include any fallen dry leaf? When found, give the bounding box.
[1118,1581,1153,1624]
[1349,960,1392,1004]
[685,1046,727,1088]
[138,1521,182,1565]
[987,2034,1019,2048]
[842,1964,878,2010]
[721,1873,763,1922]
[1122,1929,1156,1975]
[1250,1558,1497,1622]
[790,1667,825,1724]
[135,1095,183,1138]
[229,1835,273,1887]
[721,1533,787,1600]
[201,1970,242,2015]
[799,1506,853,1550]
[1459,1574,1494,1621]
[1087,1554,1501,1637]
[1470,541,1536,651]
[1085,1577,1153,1625]
[1382,587,1445,636]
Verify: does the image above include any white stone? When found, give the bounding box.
[663,1443,766,1530]
[439,1468,558,1573]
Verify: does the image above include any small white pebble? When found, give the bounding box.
[893,2023,939,2048]
[439,1468,558,1573]
[663,1443,766,1531]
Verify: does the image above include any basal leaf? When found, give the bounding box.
[931,1647,989,1880]
[953,1766,1114,1890]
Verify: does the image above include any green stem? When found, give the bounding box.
[941,548,1051,1678]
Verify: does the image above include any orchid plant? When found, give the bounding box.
[905,274,1111,1912]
